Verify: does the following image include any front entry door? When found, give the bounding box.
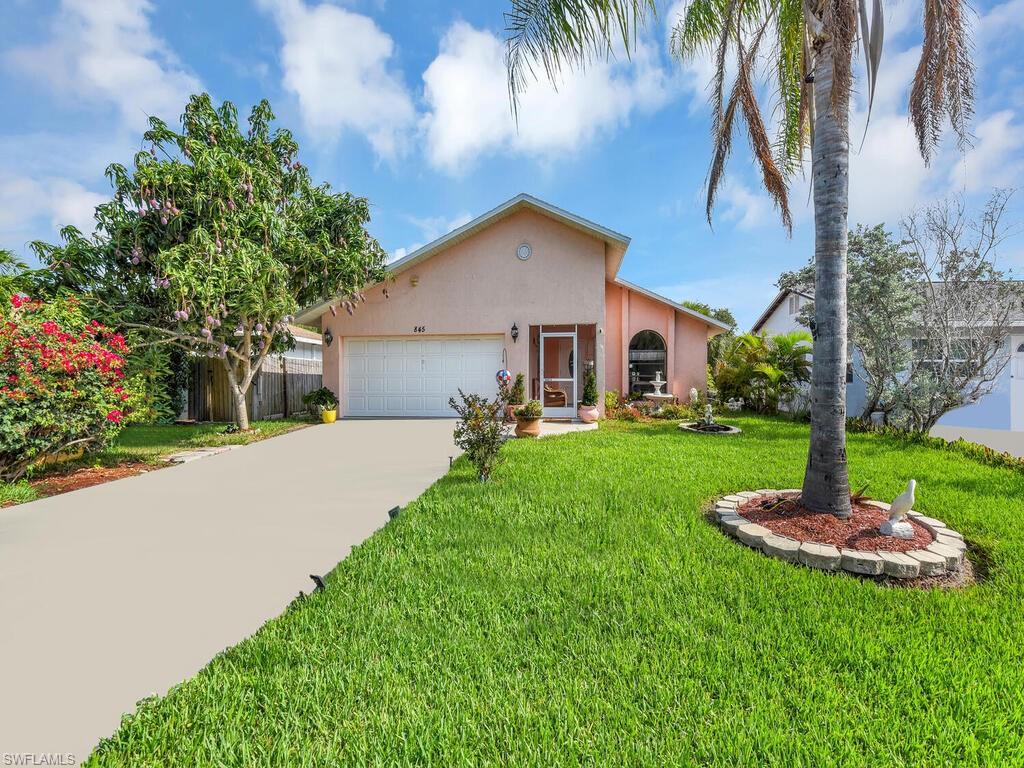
[1012,336,1024,432]
[540,331,577,418]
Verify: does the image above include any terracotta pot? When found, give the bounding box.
[514,417,542,438]
[321,409,337,424]
[578,404,599,423]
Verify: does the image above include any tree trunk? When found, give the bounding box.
[221,356,251,431]
[801,43,852,517]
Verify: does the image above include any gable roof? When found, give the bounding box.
[614,278,733,336]
[751,288,813,333]
[296,194,630,324]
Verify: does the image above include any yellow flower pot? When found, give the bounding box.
[321,409,337,424]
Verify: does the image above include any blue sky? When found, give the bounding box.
[2,0,1022,328]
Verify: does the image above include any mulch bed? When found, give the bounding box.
[30,462,161,498]
[738,493,934,552]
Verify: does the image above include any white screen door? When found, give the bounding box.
[540,331,577,418]
[1012,337,1024,432]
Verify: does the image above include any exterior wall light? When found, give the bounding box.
[511,323,519,342]
[323,328,334,346]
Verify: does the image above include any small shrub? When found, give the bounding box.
[604,389,621,415]
[303,387,338,415]
[1,294,129,481]
[650,403,695,420]
[581,369,597,407]
[517,399,543,419]
[449,389,506,481]
[510,373,526,405]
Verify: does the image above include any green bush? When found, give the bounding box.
[517,399,543,419]
[303,387,338,414]
[449,389,506,480]
[1,294,129,481]
[581,369,597,407]
[510,373,526,405]
[604,389,620,414]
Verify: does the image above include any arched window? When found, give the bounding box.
[628,330,667,395]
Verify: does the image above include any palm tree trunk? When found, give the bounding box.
[801,42,852,517]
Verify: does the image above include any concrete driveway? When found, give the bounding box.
[0,419,457,763]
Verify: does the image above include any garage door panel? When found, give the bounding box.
[344,336,502,417]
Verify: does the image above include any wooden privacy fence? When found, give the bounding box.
[187,355,323,422]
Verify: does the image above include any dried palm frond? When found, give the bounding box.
[910,0,976,163]
[824,0,858,129]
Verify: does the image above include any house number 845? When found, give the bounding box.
[413,326,426,333]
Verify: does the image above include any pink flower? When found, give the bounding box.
[106,409,123,424]
[10,294,26,308]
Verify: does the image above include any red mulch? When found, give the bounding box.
[30,462,158,498]
[738,493,934,552]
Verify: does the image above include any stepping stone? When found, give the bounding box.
[761,534,800,562]
[716,499,738,509]
[720,516,747,535]
[722,494,746,504]
[798,542,842,571]
[878,551,921,578]
[736,523,772,547]
[939,528,964,540]
[935,534,967,553]
[840,549,885,576]
[736,491,760,500]
[755,489,777,495]
[907,549,947,576]
[862,499,891,511]
[926,541,963,569]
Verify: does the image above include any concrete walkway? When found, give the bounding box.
[0,419,458,763]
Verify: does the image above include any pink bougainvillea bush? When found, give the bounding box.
[0,294,129,481]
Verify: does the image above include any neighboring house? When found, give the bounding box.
[296,193,730,419]
[752,288,1024,432]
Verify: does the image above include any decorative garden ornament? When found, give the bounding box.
[879,479,916,539]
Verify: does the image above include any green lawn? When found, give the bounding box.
[89,416,1024,766]
[0,419,311,506]
[99,418,312,464]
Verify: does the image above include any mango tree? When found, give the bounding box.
[32,94,386,429]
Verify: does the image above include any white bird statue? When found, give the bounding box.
[880,479,916,539]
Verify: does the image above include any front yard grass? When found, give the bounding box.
[0,418,311,506]
[90,415,1024,766]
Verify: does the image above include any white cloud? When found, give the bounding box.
[258,0,416,158]
[6,0,200,131]
[421,21,670,174]
[950,110,1024,193]
[0,174,105,250]
[718,180,775,230]
[391,210,474,261]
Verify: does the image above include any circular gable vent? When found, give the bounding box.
[516,243,532,261]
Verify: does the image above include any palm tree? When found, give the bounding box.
[505,0,973,516]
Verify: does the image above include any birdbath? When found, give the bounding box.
[644,371,675,409]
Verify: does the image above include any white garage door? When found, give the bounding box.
[344,336,504,417]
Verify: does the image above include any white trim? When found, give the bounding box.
[540,330,578,418]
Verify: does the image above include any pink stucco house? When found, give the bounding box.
[296,194,729,418]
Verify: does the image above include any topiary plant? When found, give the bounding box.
[510,372,526,405]
[581,369,597,407]
[517,399,543,420]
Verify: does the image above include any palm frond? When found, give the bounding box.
[909,0,975,163]
[505,0,657,117]
[824,0,857,129]
[855,0,884,148]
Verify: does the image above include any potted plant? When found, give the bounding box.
[303,387,339,423]
[578,369,598,423]
[514,399,543,438]
[504,372,526,423]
